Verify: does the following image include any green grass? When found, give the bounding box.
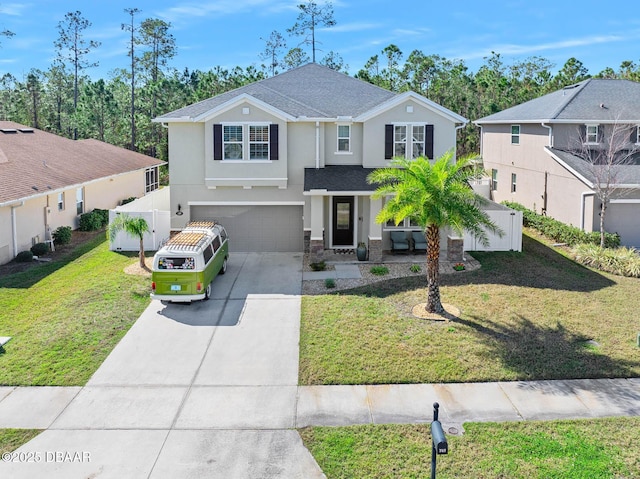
[0,429,41,455]
[300,417,640,479]
[300,232,640,385]
[0,236,151,386]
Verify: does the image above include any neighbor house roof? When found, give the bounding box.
[0,121,164,205]
[475,79,640,124]
[156,63,467,124]
[546,147,640,187]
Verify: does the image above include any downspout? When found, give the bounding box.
[541,122,553,147]
[580,191,595,230]
[541,123,553,216]
[10,201,24,258]
[315,121,320,169]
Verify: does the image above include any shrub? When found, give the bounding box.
[79,210,104,231]
[120,197,136,205]
[324,278,336,288]
[503,201,620,248]
[370,266,389,276]
[572,243,640,277]
[30,242,49,256]
[310,261,326,271]
[410,264,421,273]
[52,226,72,245]
[15,250,33,262]
[93,208,109,227]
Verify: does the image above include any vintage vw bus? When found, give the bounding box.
[150,221,229,302]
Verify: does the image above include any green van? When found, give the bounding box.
[150,221,229,302]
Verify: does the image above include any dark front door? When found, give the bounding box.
[332,196,354,247]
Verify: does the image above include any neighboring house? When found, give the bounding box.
[0,121,164,265]
[154,63,469,261]
[476,79,640,248]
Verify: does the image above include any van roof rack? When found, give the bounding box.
[164,231,208,251]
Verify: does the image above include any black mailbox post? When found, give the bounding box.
[430,402,448,479]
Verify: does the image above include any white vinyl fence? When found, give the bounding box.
[464,201,522,252]
[108,187,171,252]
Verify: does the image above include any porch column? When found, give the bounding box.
[310,194,325,262]
[368,197,383,262]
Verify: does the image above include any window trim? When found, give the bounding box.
[585,124,599,144]
[511,173,517,193]
[511,125,520,145]
[145,166,159,194]
[336,123,351,154]
[220,122,272,162]
[57,192,65,211]
[491,169,498,191]
[76,187,84,215]
[393,123,426,159]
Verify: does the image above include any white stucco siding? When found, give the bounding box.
[362,100,458,167]
[169,123,206,186]
[324,122,363,165]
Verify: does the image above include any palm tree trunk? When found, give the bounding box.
[139,236,146,269]
[425,224,443,313]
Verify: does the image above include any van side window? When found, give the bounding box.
[219,229,227,242]
[212,236,221,252]
[203,244,214,264]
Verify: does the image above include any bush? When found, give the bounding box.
[120,197,136,205]
[30,242,49,256]
[310,261,326,271]
[93,209,109,227]
[370,266,389,276]
[15,250,33,262]
[79,210,104,231]
[572,243,640,277]
[52,226,72,245]
[410,264,421,273]
[324,278,336,288]
[503,201,620,248]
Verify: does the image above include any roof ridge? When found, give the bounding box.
[547,79,591,120]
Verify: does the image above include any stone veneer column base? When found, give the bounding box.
[447,236,464,262]
[310,239,324,263]
[304,231,311,254]
[368,238,383,263]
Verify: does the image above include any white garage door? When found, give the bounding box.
[605,203,640,248]
[191,205,303,252]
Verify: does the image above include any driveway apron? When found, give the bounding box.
[0,252,326,478]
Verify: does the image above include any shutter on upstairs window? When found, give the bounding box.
[213,124,222,160]
[269,124,279,160]
[384,124,393,159]
[425,124,434,159]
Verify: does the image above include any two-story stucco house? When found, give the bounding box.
[476,79,640,247]
[154,63,468,261]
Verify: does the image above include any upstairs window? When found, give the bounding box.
[491,169,498,191]
[511,173,517,193]
[586,124,599,144]
[57,192,65,211]
[386,124,433,160]
[215,123,278,161]
[223,125,244,160]
[337,125,351,152]
[511,125,520,144]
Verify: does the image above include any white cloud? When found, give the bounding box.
[327,22,380,33]
[0,3,29,16]
[157,0,292,23]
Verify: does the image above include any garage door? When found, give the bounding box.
[605,203,640,248]
[191,205,303,252]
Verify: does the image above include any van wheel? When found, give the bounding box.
[204,283,211,300]
[220,257,227,275]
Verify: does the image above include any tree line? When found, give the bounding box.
[2,3,640,161]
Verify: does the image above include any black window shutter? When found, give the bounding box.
[213,124,222,160]
[630,126,638,143]
[384,124,393,159]
[425,124,434,159]
[269,124,279,161]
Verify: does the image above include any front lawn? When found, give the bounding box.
[0,235,151,386]
[299,232,640,385]
[0,429,41,455]
[300,417,640,479]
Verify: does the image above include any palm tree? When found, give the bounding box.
[108,213,150,269]
[368,150,502,314]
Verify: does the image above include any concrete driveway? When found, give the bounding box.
[0,252,326,479]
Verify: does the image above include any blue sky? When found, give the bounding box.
[0,0,638,81]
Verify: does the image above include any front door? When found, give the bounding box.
[332,196,354,247]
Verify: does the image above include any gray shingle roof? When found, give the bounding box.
[476,79,640,124]
[0,121,164,204]
[157,63,397,121]
[548,147,640,186]
[304,166,379,192]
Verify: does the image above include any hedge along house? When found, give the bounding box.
[154,63,468,261]
[0,121,164,265]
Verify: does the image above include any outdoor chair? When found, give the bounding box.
[390,231,410,253]
[412,231,427,252]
